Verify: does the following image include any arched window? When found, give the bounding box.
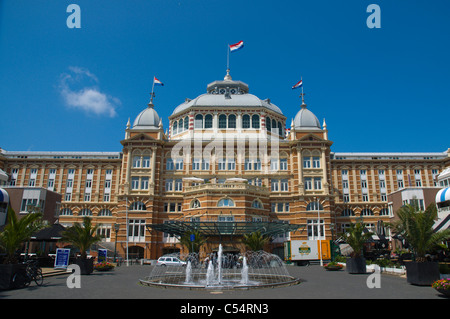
[266,116,271,132]
[98,209,112,216]
[306,202,323,211]
[252,115,260,128]
[190,199,201,208]
[60,208,73,216]
[252,200,263,209]
[184,116,189,130]
[228,114,236,128]
[219,114,227,129]
[341,208,355,216]
[178,118,184,132]
[80,208,93,216]
[379,208,389,216]
[361,208,374,216]
[129,201,146,211]
[204,114,213,129]
[195,114,203,129]
[173,121,178,135]
[278,121,282,136]
[218,198,234,207]
[272,119,277,130]
[242,114,250,128]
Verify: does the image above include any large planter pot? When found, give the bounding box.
[0,264,26,290]
[346,257,367,274]
[75,258,94,275]
[405,261,440,286]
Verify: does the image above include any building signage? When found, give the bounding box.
[54,248,70,269]
[98,249,108,262]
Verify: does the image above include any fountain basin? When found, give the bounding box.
[140,246,300,290]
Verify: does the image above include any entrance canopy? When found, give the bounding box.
[147,220,303,238]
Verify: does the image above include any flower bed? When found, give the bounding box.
[432,278,450,297]
[94,262,115,272]
[324,262,343,271]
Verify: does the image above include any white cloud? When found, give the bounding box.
[59,67,120,117]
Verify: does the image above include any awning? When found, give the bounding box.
[147,220,303,237]
[436,187,450,204]
[0,188,9,203]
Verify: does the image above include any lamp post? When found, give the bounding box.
[316,197,323,266]
[114,223,120,263]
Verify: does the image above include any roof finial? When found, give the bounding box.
[148,92,155,108]
[224,68,232,81]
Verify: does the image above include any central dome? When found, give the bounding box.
[171,71,283,116]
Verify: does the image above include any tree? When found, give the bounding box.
[0,207,45,264]
[242,231,269,251]
[60,217,102,260]
[344,222,373,257]
[390,204,450,262]
[179,230,205,254]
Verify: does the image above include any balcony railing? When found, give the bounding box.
[185,182,269,194]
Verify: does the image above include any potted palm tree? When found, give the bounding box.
[60,217,102,275]
[242,231,269,251]
[390,204,450,286]
[344,222,373,274]
[0,207,45,289]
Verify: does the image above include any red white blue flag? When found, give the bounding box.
[292,79,303,89]
[229,40,244,52]
[153,77,164,86]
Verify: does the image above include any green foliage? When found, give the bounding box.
[0,207,45,264]
[344,222,373,257]
[179,230,205,253]
[390,204,450,261]
[241,231,269,251]
[60,217,102,260]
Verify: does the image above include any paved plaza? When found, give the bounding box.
[0,264,446,300]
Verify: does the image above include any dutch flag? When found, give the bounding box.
[292,79,303,89]
[229,40,244,52]
[153,77,164,86]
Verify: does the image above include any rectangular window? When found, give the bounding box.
[280,158,288,170]
[270,159,279,171]
[47,179,55,190]
[128,219,145,242]
[271,179,279,192]
[103,194,110,202]
[312,157,320,168]
[141,177,149,190]
[280,179,289,192]
[342,180,349,189]
[218,158,226,170]
[166,158,174,170]
[105,180,111,189]
[307,219,325,240]
[362,194,369,202]
[314,177,322,189]
[227,158,235,170]
[65,193,72,201]
[192,158,200,170]
[133,156,141,168]
[84,193,91,202]
[202,159,210,170]
[303,157,311,168]
[175,179,183,191]
[175,159,183,171]
[304,177,312,190]
[142,156,150,168]
[131,177,139,190]
[165,179,173,192]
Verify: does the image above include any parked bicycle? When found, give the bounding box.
[11,259,44,289]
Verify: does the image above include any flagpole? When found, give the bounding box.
[150,77,155,105]
[227,44,230,71]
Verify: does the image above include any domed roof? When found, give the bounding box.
[132,103,161,130]
[171,71,284,117]
[293,103,321,130]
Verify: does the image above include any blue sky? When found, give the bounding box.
[0,0,449,152]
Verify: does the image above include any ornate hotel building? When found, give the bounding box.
[1,71,449,259]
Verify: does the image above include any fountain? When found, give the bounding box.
[140,244,300,290]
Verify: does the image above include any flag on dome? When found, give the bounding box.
[292,79,303,89]
[153,77,164,86]
[229,40,244,52]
